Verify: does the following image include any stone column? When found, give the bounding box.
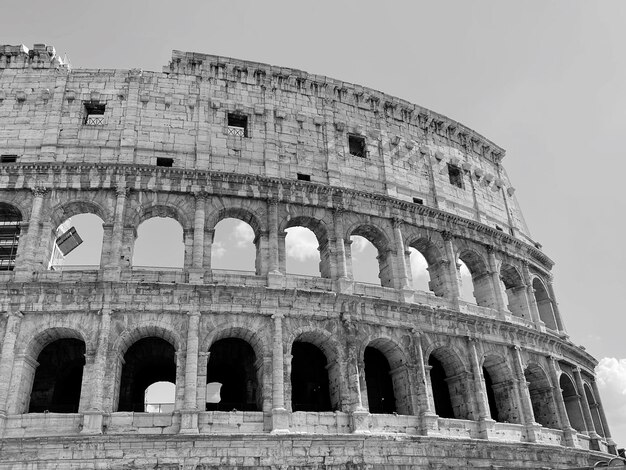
[191,192,206,272]
[546,278,567,335]
[486,247,508,312]
[520,262,542,325]
[342,317,369,433]
[17,188,47,275]
[547,357,576,446]
[267,199,281,278]
[467,337,494,438]
[105,186,129,278]
[196,351,209,411]
[511,346,540,442]
[412,331,438,435]
[572,367,600,449]
[441,231,460,306]
[180,310,200,434]
[392,218,410,290]
[590,380,617,454]
[270,313,289,433]
[0,311,23,425]
[333,209,348,280]
[203,229,214,272]
[81,307,111,434]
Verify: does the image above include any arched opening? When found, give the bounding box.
[206,338,260,411]
[428,355,454,419]
[533,278,557,330]
[482,355,519,423]
[211,218,257,273]
[364,346,396,414]
[285,226,321,277]
[28,338,85,413]
[144,381,176,413]
[132,217,184,269]
[0,202,22,270]
[458,251,493,308]
[500,264,527,318]
[349,235,381,285]
[118,337,176,412]
[48,213,104,270]
[457,259,475,303]
[428,348,471,420]
[524,363,560,429]
[560,373,586,432]
[408,248,430,293]
[584,383,605,437]
[291,341,331,412]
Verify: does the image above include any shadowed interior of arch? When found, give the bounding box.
[524,364,559,429]
[28,338,85,413]
[205,338,260,411]
[144,381,176,413]
[291,341,332,412]
[428,354,455,419]
[132,217,184,269]
[211,218,256,273]
[560,373,586,433]
[48,213,103,270]
[364,346,397,414]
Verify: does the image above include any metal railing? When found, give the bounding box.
[227,126,245,137]
[84,116,105,126]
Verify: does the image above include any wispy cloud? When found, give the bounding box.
[234,221,254,247]
[596,357,626,446]
[211,241,226,259]
[286,227,319,262]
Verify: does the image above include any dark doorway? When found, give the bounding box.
[291,341,331,412]
[364,347,396,414]
[29,338,85,413]
[483,367,500,422]
[206,338,259,411]
[428,355,454,418]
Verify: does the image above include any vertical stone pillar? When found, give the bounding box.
[486,247,508,312]
[590,380,617,454]
[392,218,410,290]
[40,72,69,157]
[17,188,47,276]
[270,313,289,433]
[333,208,348,280]
[192,193,206,269]
[342,316,369,433]
[467,337,494,438]
[120,68,141,163]
[547,357,577,446]
[572,367,600,449]
[412,331,438,435]
[278,232,287,274]
[441,231,460,306]
[81,307,111,434]
[180,310,200,434]
[203,229,214,272]
[105,186,129,278]
[511,346,540,442]
[520,261,542,325]
[546,278,567,335]
[267,199,281,277]
[0,311,23,426]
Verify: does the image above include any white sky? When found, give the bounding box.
[6,0,625,446]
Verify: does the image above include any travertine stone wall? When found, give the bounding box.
[0,44,618,469]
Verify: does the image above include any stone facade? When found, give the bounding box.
[0,43,618,469]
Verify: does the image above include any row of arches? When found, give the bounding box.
[14,324,607,440]
[1,193,562,331]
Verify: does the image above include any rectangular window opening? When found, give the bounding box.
[156,157,173,167]
[348,134,366,158]
[447,164,464,188]
[413,197,424,205]
[227,113,248,137]
[83,101,106,126]
[297,173,311,182]
[0,155,18,163]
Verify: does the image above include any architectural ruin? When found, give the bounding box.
[0,43,618,469]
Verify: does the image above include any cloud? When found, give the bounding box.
[595,357,626,447]
[234,221,254,247]
[285,227,319,262]
[350,235,370,254]
[211,241,226,259]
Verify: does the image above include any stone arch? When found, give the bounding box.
[113,322,183,357]
[362,336,413,415]
[18,326,87,415]
[457,248,493,308]
[559,372,586,433]
[532,277,558,330]
[583,382,605,437]
[524,361,560,429]
[500,263,528,318]
[48,199,111,229]
[482,353,520,423]
[289,327,344,412]
[281,215,330,278]
[202,324,268,363]
[427,344,473,420]
[130,202,192,232]
[406,235,447,297]
[346,221,395,288]
[206,206,264,237]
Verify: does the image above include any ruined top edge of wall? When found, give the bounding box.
[0,43,68,70]
[164,50,506,163]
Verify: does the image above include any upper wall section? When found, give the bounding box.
[0,44,533,243]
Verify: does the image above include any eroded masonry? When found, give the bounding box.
[0,43,619,469]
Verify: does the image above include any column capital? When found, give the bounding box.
[271,312,284,320]
[4,310,24,320]
[31,186,48,197]
[332,206,346,215]
[392,217,403,229]
[115,185,130,197]
[441,230,454,242]
[267,197,279,206]
[187,309,201,318]
[193,190,209,200]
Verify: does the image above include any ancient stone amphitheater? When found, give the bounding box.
[0,43,619,469]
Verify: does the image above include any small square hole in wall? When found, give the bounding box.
[156,157,173,167]
[227,113,248,137]
[0,155,18,163]
[348,134,366,158]
[495,225,503,232]
[297,173,311,181]
[447,164,463,188]
[83,101,106,126]
[413,197,424,205]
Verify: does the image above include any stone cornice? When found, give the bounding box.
[0,162,554,270]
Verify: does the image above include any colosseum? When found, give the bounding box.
[0,43,620,469]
